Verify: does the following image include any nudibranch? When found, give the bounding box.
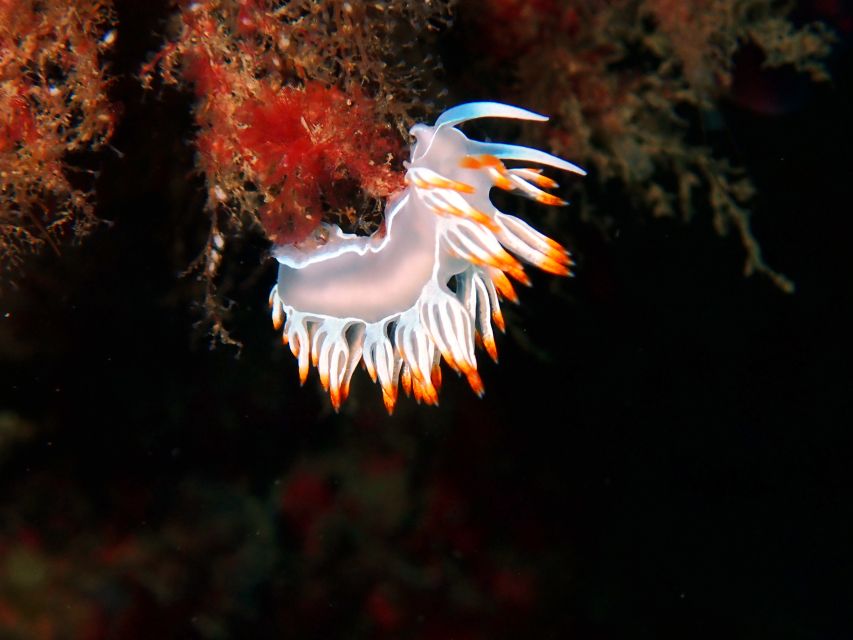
[268,102,586,413]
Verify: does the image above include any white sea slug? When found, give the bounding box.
[268,102,586,413]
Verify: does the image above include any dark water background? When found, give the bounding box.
[0,2,851,638]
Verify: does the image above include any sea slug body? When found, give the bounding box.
[269,102,586,413]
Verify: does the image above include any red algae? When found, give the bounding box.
[235,84,403,244]
[144,0,447,245]
[0,0,116,285]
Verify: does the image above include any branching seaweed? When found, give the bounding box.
[458,0,834,291]
[143,0,453,345]
[0,0,116,287]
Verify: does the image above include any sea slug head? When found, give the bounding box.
[408,122,470,175]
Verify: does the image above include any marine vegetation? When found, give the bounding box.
[455,0,835,291]
[0,0,116,285]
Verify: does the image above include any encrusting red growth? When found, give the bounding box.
[232,83,404,244]
[143,0,418,247]
[0,0,116,282]
[187,74,405,244]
